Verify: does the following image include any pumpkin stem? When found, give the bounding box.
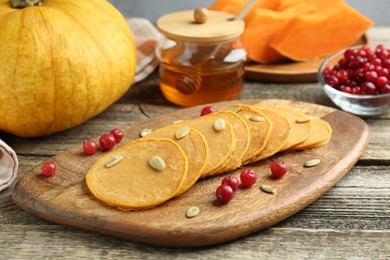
[11,0,43,8]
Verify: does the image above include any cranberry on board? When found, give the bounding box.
[322,44,390,95]
[240,168,257,187]
[221,175,239,192]
[270,161,288,178]
[200,106,217,116]
[216,184,234,204]
[110,128,124,143]
[83,140,98,155]
[99,133,116,150]
[42,162,56,177]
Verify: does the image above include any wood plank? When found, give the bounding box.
[1,225,389,259]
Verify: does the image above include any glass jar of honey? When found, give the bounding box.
[156,8,247,107]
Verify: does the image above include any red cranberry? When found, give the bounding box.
[42,162,56,177]
[361,82,377,95]
[221,175,239,192]
[216,184,234,204]
[110,128,124,143]
[240,168,257,187]
[200,106,217,116]
[380,84,390,94]
[99,134,116,150]
[270,161,288,178]
[83,140,98,155]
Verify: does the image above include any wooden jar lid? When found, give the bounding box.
[157,8,245,43]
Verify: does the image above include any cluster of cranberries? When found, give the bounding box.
[216,168,257,204]
[215,161,288,204]
[83,128,124,155]
[322,44,390,95]
[41,128,125,177]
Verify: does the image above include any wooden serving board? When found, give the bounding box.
[12,99,370,247]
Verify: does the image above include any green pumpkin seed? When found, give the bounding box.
[186,206,200,218]
[304,159,321,167]
[250,115,265,122]
[214,119,226,131]
[176,126,190,139]
[105,155,123,168]
[227,107,241,113]
[260,184,276,194]
[140,128,153,137]
[296,116,314,123]
[148,155,165,171]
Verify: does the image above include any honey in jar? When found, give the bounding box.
[156,8,247,107]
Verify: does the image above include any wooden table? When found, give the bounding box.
[1,27,389,259]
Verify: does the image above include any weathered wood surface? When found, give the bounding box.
[1,27,390,259]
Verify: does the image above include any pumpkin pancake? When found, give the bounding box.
[271,106,313,150]
[175,116,236,177]
[144,125,208,196]
[85,138,188,210]
[290,118,332,150]
[227,104,272,165]
[249,105,292,163]
[205,110,250,174]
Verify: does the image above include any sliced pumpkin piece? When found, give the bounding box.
[208,0,249,15]
[85,138,188,210]
[243,2,316,63]
[270,0,373,61]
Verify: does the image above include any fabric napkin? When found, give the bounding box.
[0,139,18,192]
[127,17,162,84]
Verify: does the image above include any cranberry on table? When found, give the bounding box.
[42,162,56,177]
[200,106,217,116]
[110,128,124,143]
[270,161,288,178]
[99,133,116,150]
[221,175,239,192]
[240,168,257,187]
[216,184,234,204]
[83,140,98,155]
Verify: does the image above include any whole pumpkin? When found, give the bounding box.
[0,0,137,137]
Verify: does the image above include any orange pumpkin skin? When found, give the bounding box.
[0,0,136,137]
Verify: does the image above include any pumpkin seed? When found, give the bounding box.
[260,184,276,194]
[304,159,321,167]
[148,155,165,171]
[140,128,152,137]
[227,107,241,113]
[186,206,200,218]
[296,116,314,123]
[214,119,226,131]
[105,155,123,168]
[175,126,190,139]
[173,119,183,124]
[250,115,265,122]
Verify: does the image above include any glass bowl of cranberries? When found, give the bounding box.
[318,44,390,116]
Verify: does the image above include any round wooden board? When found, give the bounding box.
[12,99,370,247]
[244,35,369,83]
